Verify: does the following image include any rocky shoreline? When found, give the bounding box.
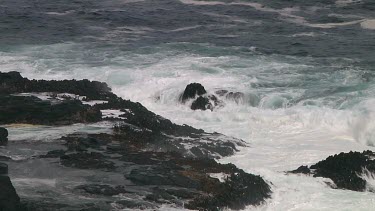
[2,71,375,210]
[0,72,270,210]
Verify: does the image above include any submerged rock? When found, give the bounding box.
[76,184,128,196]
[191,96,212,110]
[290,151,375,192]
[180,83,207,103]
[0,127,8,142]
[60,152,115,170]
[288,165,310,174]
[216,90,245,104]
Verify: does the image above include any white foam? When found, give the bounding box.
[4,122,113,141]
[101,109,126,119]
[361,19,375,30]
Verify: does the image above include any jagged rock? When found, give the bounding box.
[0,127,8,142]
[0,176,23,211]
[76,184,128,196]
[0,71,115,100]
[0,95,101,125]
[126,167,201,189]
[0,72,270,210]
[0,163,8,175]
[64,136,106,151]
[288,165,310,174]
[57,132,271,210]
[216,90,245,104]
[39,150,66,158]
[191,96,212,110]
[60,152,115,170]
[289,151,375,192]
[180,83,207,103]
[115,200,157,210]
[0,156,12,161]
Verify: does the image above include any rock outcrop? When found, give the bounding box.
[289,151,375,192]
[0,127,8,142]
[180,83,207,103]
[0,163,25,211]
[0,72,271,210]
[180,83,246,111]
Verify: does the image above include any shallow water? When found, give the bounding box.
[1,0,375,210]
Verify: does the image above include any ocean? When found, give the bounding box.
[1,0,375,210]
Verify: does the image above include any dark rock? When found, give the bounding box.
[0,127,8,142]
[216,90,245,104]
[0,162,8,175]
[64,136,105,151]
[113,122,244,159]
[187,170,271,210]
[146,187,175,202]
[55,132,270,210]
[39,150,66,158]
[288,165,310,174]
[0,175,23,211]
[0,71,115,100]
[215,90,228,96]
[126,167,201,189]
[290,151,375,192]
[76,184,128,196]
[0,95,102,125]
[115,199,157,210]
[0,156,12,161]
[60,152,115,170]
[226,91,245,104]
[180,83,207,103]
[191,96,212,111]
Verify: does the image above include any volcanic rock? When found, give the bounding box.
[180,83,207,103]
[290,151,375,192]
[0,127,8,142]
[76,184,128,196]
[60,152,115,170]
[0,71,115,100]
[0,95,101,125]
[0,176,24,211]
[191,96,212,110]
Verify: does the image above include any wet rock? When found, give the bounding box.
[0,95,102,125]
[187,169,271,210]
[126,167,201,189]
[216,90,245,104]
[39,150,66,158]
[180,83,207,103]
[0,175,23,211]
[288,165,310,174]
[115,199,157,210]
[0,156,12,161]
[0,162,8,175]
[290,151,375,192]
[191,96,212,111]
[0,127,8,142]
[113,122,244,159]
[76,184,128,196]
[64,136,105,151]
[0,71,115,100]
[60,152,115,170]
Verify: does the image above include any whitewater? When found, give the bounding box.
[1,0,375,210]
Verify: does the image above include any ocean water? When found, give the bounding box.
[1,0,375,210]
